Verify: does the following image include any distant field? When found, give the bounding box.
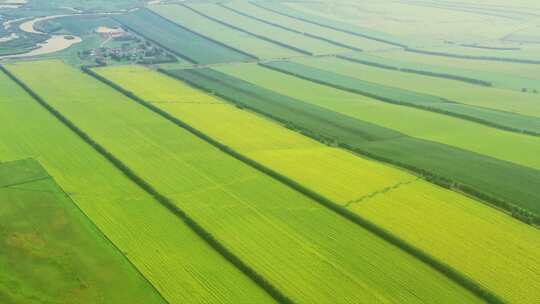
[168,67,540,221]
[0,159,166,303]
[0,67,272,304]
[294,56,540,116]
[262,59,540,134]
[115,8,252,64]
[223,1,393,51]
[5,60,486,304]
[218,63,540,171]
[279,1,526,45]
[97,65,540,304]
[339,51,540,92]
[374,50,540,83]
[150,4,299,59]
[187,3,349,55]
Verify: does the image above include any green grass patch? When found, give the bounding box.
[0,159,166,304]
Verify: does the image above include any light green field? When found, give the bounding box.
[284,1,529,46]
[224,1,393,51]
[187,3,349,55]
[0,68,273,304]
[292,56,540,117]
[6,60,486,304]
[150,4,299,59]
[375,49,540,81]
[94,65,416,205]
[356,180,540,304]
[0,158,167,304]
[217,63,540,171]
[96,65,540,304]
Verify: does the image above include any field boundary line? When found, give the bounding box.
[251,2,540,64]
[168,67,540,226]
[249,1,407,48]
[182,4,313,56]
[36,159,172,304]
[260,62,540,137]
[336,54,493,87]
[1,65,294,304]
[93,65,506,304]
[113,17,197,64]
[218,3,364,52]
[143,8,258,62]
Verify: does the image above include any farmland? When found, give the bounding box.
[217,63,540,171]
[95,64,540,304]
[222,1,393,52]
[0,159,165,304]
[186,3,349,55]
[262,59,540,135]
[150,4,299,59]
[1,0,540,303]
[0,67,272,304]
[167,67,540,221]
[4,59,488,304]
[114,8,252,64]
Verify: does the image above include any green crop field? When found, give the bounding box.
[217,63,540,171]
[0,159,166,303]
[262,59,540,135]
[223,1,393,51]
[166,67,540,220]
[186,3,349,55]
[150,4,299,59]
[115,8,252,64]
[4,60,487,304]
[96,65,540,304]
[292,56,540,117]
[374,50,540,83]
[2,1,540,302]
[0,67,272,304]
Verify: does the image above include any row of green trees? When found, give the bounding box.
[81,66,294,304]
[3,65,293,304]
[260,62,539,137]
[157,67,507,304]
